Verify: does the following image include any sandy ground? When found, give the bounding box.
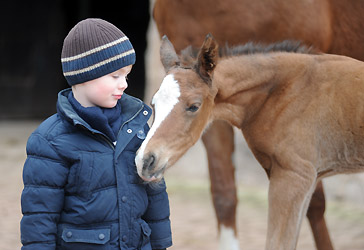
[1,120,364,250]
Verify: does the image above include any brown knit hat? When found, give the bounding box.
[61,18,135,86]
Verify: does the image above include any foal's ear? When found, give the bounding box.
[196,34,219,84]
[160,35,180,72]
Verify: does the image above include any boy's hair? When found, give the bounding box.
[61,18,135,86]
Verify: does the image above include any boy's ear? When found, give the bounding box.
[195,34,219,85]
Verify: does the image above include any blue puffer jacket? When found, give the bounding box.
[21,89,172,250]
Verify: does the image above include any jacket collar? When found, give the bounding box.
[57,88,146,133]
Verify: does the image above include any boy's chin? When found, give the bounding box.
[99,101,118,108]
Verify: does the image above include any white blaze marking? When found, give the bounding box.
[135,74,180,172]
[219,225,240,250]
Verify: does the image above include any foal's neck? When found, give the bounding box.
[212,53,311,127]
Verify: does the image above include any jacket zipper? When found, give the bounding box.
[75,103,145,150]
[98,134,115,149]
[117,104,145,139]
[77,123,115,150]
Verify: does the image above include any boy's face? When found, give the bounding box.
[72,65,132,108]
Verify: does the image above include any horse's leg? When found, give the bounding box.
[202,120,239,250]
[265,156,317,250]
[306,181,334,250]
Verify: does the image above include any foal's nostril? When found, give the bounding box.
[143,154,156,171]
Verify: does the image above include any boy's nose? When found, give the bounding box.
[118,79,128,90]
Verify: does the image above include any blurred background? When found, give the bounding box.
[0,0,150,119]
[1,0,364,249]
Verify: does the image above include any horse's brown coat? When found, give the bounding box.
[154,0,364,250]
[153,0,364,249]
[137,36,364,250]
[154,0,364,60]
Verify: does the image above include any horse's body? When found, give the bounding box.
[136,36,364,250]
[152,0,364,249]
[154,0,364,60]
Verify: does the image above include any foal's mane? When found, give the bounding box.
[219,40,316,57]
[180,40,317,67]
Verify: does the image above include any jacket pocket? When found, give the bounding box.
[140,221,152,250]
[76,153,94,198]
[61,228,110,249]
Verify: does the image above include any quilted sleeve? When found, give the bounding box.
[20,133,69,250]
[142,179,172,249]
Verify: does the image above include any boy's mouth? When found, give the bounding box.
[113,94,122,99]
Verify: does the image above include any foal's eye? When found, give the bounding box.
[186,104,200,112]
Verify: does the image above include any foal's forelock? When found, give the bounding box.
[137,74,180,156]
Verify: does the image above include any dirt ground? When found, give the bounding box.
[1,120,364,250]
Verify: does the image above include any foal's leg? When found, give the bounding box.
[265,156,317,250]
[202,120,239,250]
[306,181,334,250]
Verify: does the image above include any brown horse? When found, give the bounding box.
[152,0,364,249]
[154,0,364,60]
[136,35,364,250]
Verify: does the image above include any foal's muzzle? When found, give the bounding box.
[143,153,156,172]
[138,153,166,182]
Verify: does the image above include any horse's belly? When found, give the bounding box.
[317,141,364,178]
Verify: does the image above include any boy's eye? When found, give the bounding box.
[112,75,128,80]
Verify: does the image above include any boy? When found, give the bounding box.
[20,18,172,250]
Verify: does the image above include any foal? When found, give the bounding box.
[136,35,364,249]
[153,1,364,249]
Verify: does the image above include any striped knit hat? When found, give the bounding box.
[61,18,135,86]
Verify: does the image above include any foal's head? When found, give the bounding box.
[135,35,219,182]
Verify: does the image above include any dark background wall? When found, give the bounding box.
[0,0,150,119]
